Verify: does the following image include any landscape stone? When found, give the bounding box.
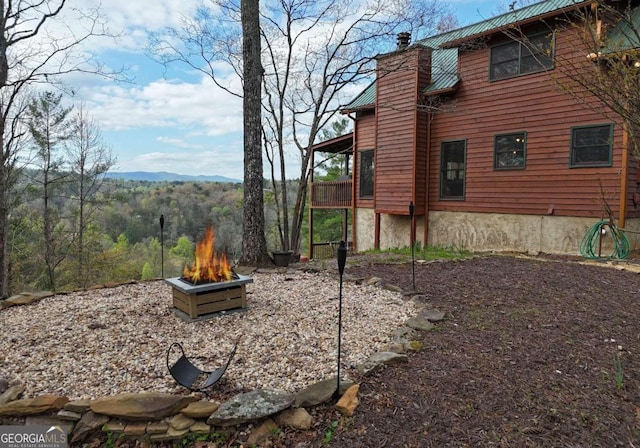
[25,415,74,441]
[335,384,360,417]
[168,413,195,431]
[380,342,406,354]
[189,421,211,434]
[393,326,417,343]
[166,426,189,437]
[0,394,68,416]
[420,309,446,322]
[365,277,381,286]
[0,384,25,405]
[180,400,220,418]
[64,399,91,413]
[146,422,169,434]
[103,421,126,433]
[276,408,313,430]
[246,418,278,446]
[406,315,436,331]
[0,378,8,394]
[383,284,403,293]
[293,378,354,408]
[56,409,82,421]
[90,392,197,420]
[71,411,110,444]
[207,388,294,426]
[368,351,409,365]
[124,423,147,436]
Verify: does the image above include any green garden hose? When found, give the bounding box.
[579,220,631,260]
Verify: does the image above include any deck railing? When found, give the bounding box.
[310,180,352,208]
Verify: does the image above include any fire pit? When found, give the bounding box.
[166,225,253,319]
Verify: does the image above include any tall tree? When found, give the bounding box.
[27,91,72,290]
[65,103,115,288]
[0,0,119,297]
[240,0,271,265]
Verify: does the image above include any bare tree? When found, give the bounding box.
[508,1,640,157]
[0,0,121,297]
[65,103,115,287]
[150,0,454,257]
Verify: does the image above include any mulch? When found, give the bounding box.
[284,254,640,447]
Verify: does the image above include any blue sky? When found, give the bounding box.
[66,0,499,181]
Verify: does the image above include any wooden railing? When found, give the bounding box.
[310,180,352,208]
[311,241,353,259]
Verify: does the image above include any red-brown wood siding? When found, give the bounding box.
[427,27,631,219]
[354,110,375,208]
[375,47,431,215]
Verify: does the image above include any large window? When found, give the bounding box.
[494,132,526,169]
[490,32,554,81]
[359,150,374,197]
[570,124,613,167]
[440,140,466,199]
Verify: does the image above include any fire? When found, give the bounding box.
[182,225,233,283]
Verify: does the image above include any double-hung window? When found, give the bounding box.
[440,140,466,199]
[570,124,613,167]
[494,132,526,169]
[490,32,554,81]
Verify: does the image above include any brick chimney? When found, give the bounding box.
[397,32,411,50]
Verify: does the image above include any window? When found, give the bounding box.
[490,32,554,81]
[359,150,374,197]
[570,124,613,167]
[494,132,526,169]
[440,140,466,199]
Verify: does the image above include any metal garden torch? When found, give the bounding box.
[160,214,165,278]
[335,240,347,398]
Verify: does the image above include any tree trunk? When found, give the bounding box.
[239,0,270,266]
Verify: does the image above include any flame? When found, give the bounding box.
[182,225,233,283]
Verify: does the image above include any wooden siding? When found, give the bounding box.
[427,27,634,219]
[375,47,432,215]
[354,110,375,208]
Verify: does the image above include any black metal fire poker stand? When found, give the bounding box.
[160,214,165,279]
[409,201,415,290]
[335,240,347,399]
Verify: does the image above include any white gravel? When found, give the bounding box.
[0,271,419,400]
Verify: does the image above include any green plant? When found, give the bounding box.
[101,426,121,448]
[324,420,339,445]
[614,353,624,389]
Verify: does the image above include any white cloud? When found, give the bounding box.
[81,75,243,135]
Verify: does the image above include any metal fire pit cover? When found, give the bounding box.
[165,274,253,294]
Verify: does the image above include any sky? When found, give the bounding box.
[58,0,500,181]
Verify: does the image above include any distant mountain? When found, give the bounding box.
[105,171,241,183]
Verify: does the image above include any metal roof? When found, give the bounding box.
[342,0,594,110]
[602,6,640,53]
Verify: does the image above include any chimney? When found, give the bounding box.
[397,32,411,50]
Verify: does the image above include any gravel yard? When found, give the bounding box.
[0,270,418,401]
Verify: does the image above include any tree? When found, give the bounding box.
[27,91,72,290]
[65,103,115,288]
[150,0,455,258]
[0,0,120,297]
[240,0,271,265]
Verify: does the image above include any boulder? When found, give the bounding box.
[276,408,313,430]
[0,394,68,416]
[207,389,294,426]
[70,411,110,444]
[335,384,360,417]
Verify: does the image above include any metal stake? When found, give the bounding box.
[409,201,415,290]
[335,240,347,398]
[160,214,165,278]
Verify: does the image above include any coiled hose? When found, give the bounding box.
[579,220,631,260]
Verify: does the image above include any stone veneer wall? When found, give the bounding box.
[354,208,640,255]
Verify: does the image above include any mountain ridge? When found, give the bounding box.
[105,171,241,183]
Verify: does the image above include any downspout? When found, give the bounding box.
[619,122,630,229]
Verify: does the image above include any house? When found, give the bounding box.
[308,0,640,258]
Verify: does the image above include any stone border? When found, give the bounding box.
[0,273,445,446]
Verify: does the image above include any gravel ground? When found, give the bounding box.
[0,270,418,401]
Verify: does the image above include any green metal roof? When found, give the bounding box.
[602,6,640,53]
[343,0,593,110]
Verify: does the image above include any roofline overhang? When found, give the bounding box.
[309,132,354,154]
[441,0,594,48]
